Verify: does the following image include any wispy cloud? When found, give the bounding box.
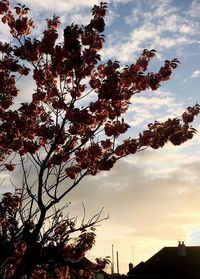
[19,0,98,13]
[101,0,200,64]
[191,70,200,78]
[127,90,184,128]
[187,0,200,18]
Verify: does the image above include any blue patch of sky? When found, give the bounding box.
[106,3,137,34]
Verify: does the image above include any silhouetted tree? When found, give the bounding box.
[0,1,199,278]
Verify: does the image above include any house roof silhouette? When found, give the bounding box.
[128,242,200,279]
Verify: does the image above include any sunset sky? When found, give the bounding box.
[1,0,200,275]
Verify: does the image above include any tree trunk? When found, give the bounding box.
[11,211,46,279]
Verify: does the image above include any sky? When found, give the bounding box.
[1,0,200,275]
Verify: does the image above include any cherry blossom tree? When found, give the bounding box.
[0,0,199,278]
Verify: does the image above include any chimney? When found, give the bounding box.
[129,262,133,272]
[178,241,186,256]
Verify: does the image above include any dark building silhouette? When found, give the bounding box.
[128,241,200,279]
